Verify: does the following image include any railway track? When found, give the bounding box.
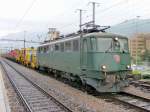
[113,92,150,112]
[2,58,150,112]
[131,81,150,91]
[0,60,72,112]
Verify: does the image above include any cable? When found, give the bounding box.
[50,0,129,32]
[15,0,37,27]
[57,1,126,32]
[109,19,150,33]
[98,0,126,13]
[86,0,126,19]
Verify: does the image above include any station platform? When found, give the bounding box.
[0,66,10,112]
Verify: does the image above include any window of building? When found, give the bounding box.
[65,41,72,52]
[73,40,79,51]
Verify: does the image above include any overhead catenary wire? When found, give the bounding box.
[57,0,141,32]
[95,1,149,29]
[14,0,150,36]
[60,0,128,31]
[111,19,150,32]
[86,0,126,19]
[15,0,37,28]
[85,0,150,26]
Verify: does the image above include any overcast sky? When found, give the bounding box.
[0,0,150,37]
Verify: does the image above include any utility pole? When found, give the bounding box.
[76,9,86,32]
[135,16,140,65]
[76,9,86,69]
[23,31,26,59]
[89,2,100,27]
[135,16,140,34]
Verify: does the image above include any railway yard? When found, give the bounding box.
[0,1,150,112]
[0,58,149,112]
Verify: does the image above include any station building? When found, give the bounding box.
[129,33,150,60]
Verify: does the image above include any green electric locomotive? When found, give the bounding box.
[37,32,131,92]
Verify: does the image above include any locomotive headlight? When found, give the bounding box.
[114,37,119,41]
[126,65,130,69]
[101,65,106,70]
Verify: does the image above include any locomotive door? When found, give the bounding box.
[81,38,88,71]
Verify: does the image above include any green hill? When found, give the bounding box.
[108,19,150,37]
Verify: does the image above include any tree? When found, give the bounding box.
[142,50,150,62]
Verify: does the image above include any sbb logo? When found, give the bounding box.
[113,55,120,63]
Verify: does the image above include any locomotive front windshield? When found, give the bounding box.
[90,37,129,52]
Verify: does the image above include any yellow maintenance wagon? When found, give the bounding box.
[15,49,21,62]
[22,47,38,69]
[19,48,26,65]
[30,48,38,69]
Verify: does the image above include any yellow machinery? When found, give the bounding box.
[15,49,21,62]
[20,48,26,65]
[12,47,38,69]
[22,47,38,69]
[29,47,38,69]
[24,48,31,66]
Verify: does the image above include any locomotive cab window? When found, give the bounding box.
[90,37,112,52]
[118,38,129,53]
[97,38,112,52]
[92,36,129,53]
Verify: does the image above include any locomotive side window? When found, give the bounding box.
[39,47,41,53]
[49,44,53,51]
[83,39,88,52]
[46,46,49,53]
[44,46,47,53]
[48,45,51,52]
[73,40,79,51]
[65,41,72,52]
[54,44,60,51]
[44,46,48,53]
[38,47,40,53]
[41,47,44,53]
[90,37,97,51]
[60,43,64,52]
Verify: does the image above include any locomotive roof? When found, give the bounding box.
[38,32,127,47]
[85,32,127,38]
